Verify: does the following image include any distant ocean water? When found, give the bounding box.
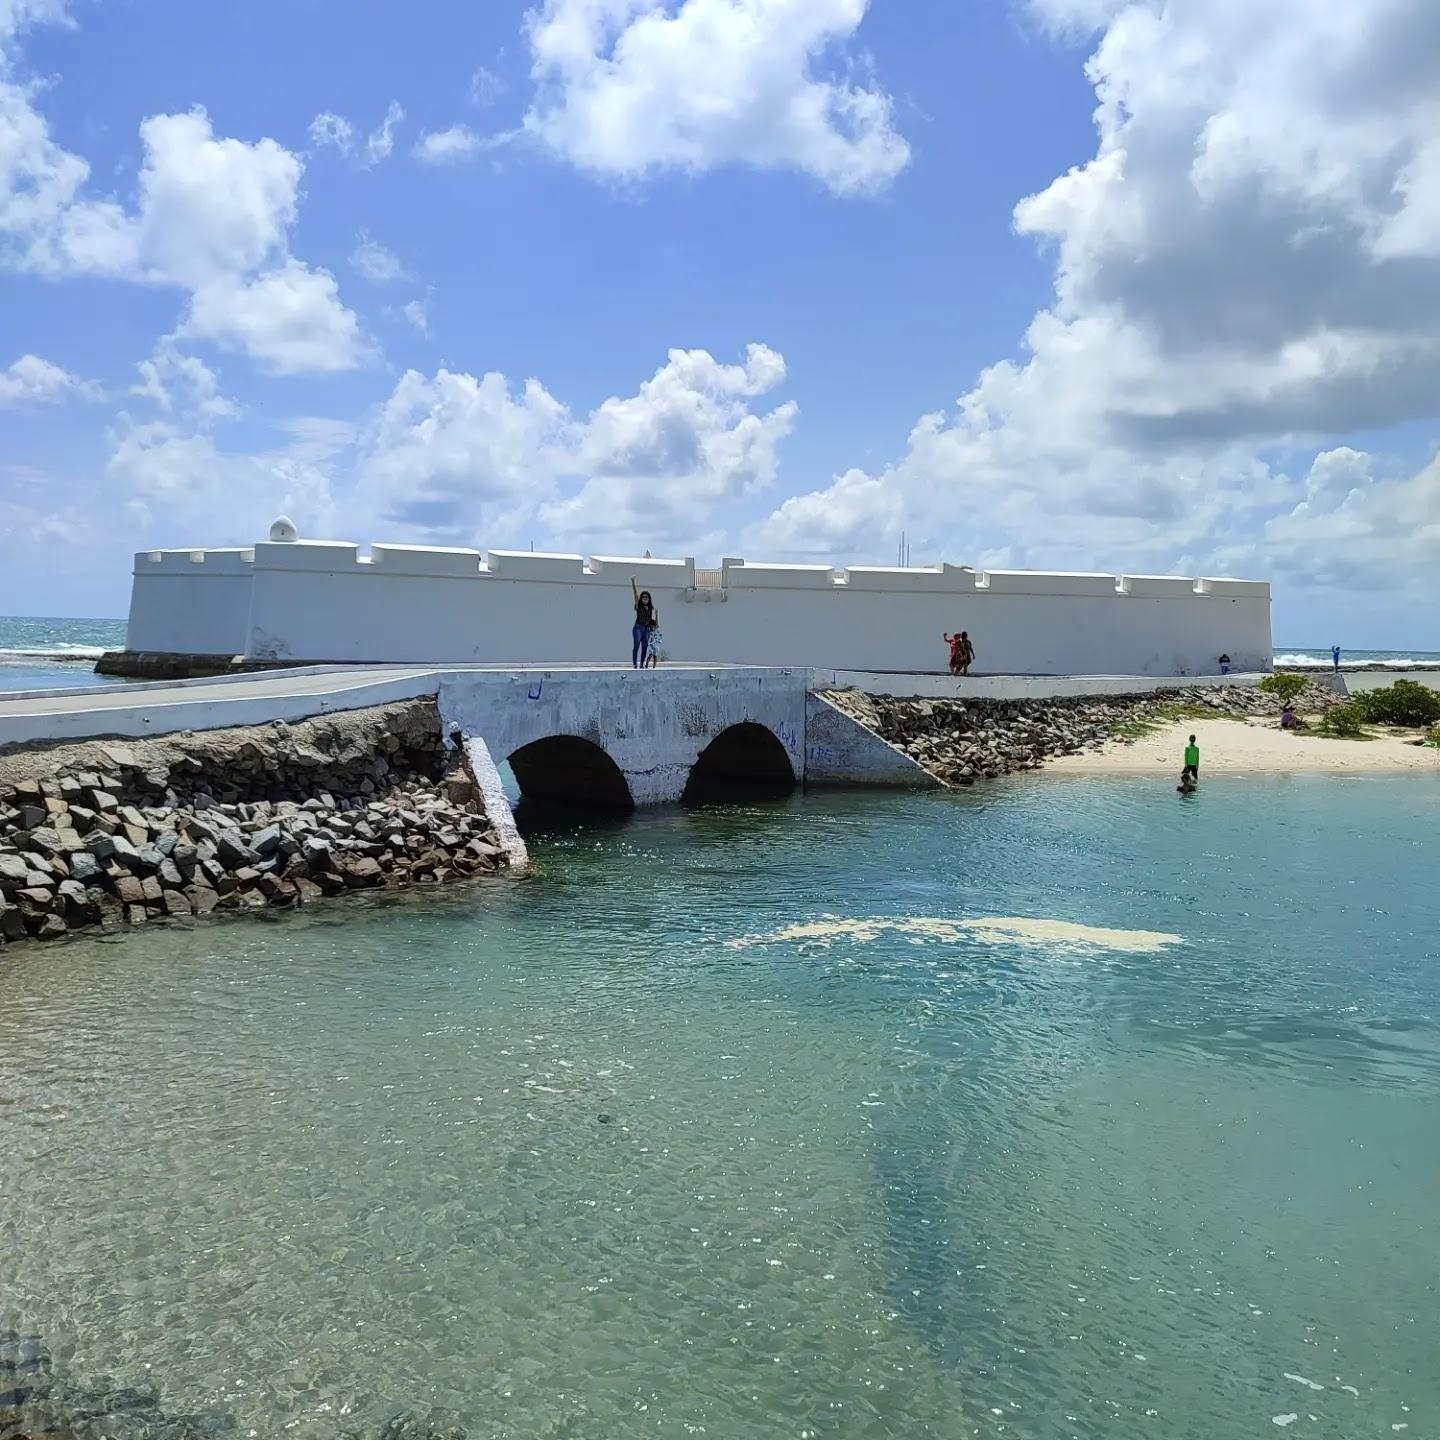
[0,615,126,693]
[1275,646,1440,668]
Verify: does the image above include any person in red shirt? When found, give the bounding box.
[943,630,974,676]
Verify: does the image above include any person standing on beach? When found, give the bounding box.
[1332,644,1342,672]
[1182,734,1200,782]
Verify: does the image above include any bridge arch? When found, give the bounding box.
[683,722,796,805]
[508,734,634,812]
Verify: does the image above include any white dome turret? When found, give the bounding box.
[269,515,299,542]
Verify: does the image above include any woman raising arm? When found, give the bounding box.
[630,578,657,669]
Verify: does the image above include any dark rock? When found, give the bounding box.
[25,826,84,858]
[216,832,260,868]
[114,875,146,906]
[184,883,220,915]
[132,845,164,875]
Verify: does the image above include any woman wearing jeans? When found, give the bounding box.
[630,578,658,669]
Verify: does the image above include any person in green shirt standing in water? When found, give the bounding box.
[1182,734,1200,783]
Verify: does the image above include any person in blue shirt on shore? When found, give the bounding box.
[1331,644,1342,671]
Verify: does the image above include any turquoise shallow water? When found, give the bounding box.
[2,777,1438,1439]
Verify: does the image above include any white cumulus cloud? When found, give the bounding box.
[107,418,342,537]
[521,0,909,195]
[129,344,237,420]
[1,7,365,376]
[355,344,796,552]
[181,260,367,376]
[754,0,1440,612]
[0,352,96,405]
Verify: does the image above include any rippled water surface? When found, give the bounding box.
[3,777,1438,1439]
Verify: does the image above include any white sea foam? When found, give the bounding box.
[0,645,106,661]
[1272,1416,1298,1428]
[1284,1373,1325,1392]
[728,915,1181,955]
[1274,652,1440,669]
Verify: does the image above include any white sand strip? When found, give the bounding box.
[1045,718,1439,775]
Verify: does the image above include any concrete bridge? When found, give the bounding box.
[0,662,931,811]
[0,659,1270,812]
[438,666,813,808]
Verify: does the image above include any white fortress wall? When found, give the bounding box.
[122,539,1272,676]
[125,548,257,656]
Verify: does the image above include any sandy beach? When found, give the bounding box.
[1047,716,1440,775]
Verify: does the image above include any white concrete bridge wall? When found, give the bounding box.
[123,539,1272,678]
[437,666,808,806]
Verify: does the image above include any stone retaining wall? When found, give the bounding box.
[0,700,510,950]
[824,680,1342,785]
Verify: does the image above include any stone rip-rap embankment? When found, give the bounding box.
[823,681,1343,786]
[0,700,510,951]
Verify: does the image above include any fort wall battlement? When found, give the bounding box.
[123,535,1272,677]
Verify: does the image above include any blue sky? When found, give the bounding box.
[2,0,1438,645]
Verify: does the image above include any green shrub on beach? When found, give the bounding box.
[1426,727,1440,749]
[1316,703,1366,738]
[1349,680,1440,728]
[1258,673,1308,703]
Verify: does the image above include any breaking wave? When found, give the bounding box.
[0,645,107,661]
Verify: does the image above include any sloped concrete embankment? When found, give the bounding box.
[0,700,516,951]
[804,693,941,788]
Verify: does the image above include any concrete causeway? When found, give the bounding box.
[0,662,934,807]
[0,662,1264,807]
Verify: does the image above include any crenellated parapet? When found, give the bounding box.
[122,530,1272,677]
